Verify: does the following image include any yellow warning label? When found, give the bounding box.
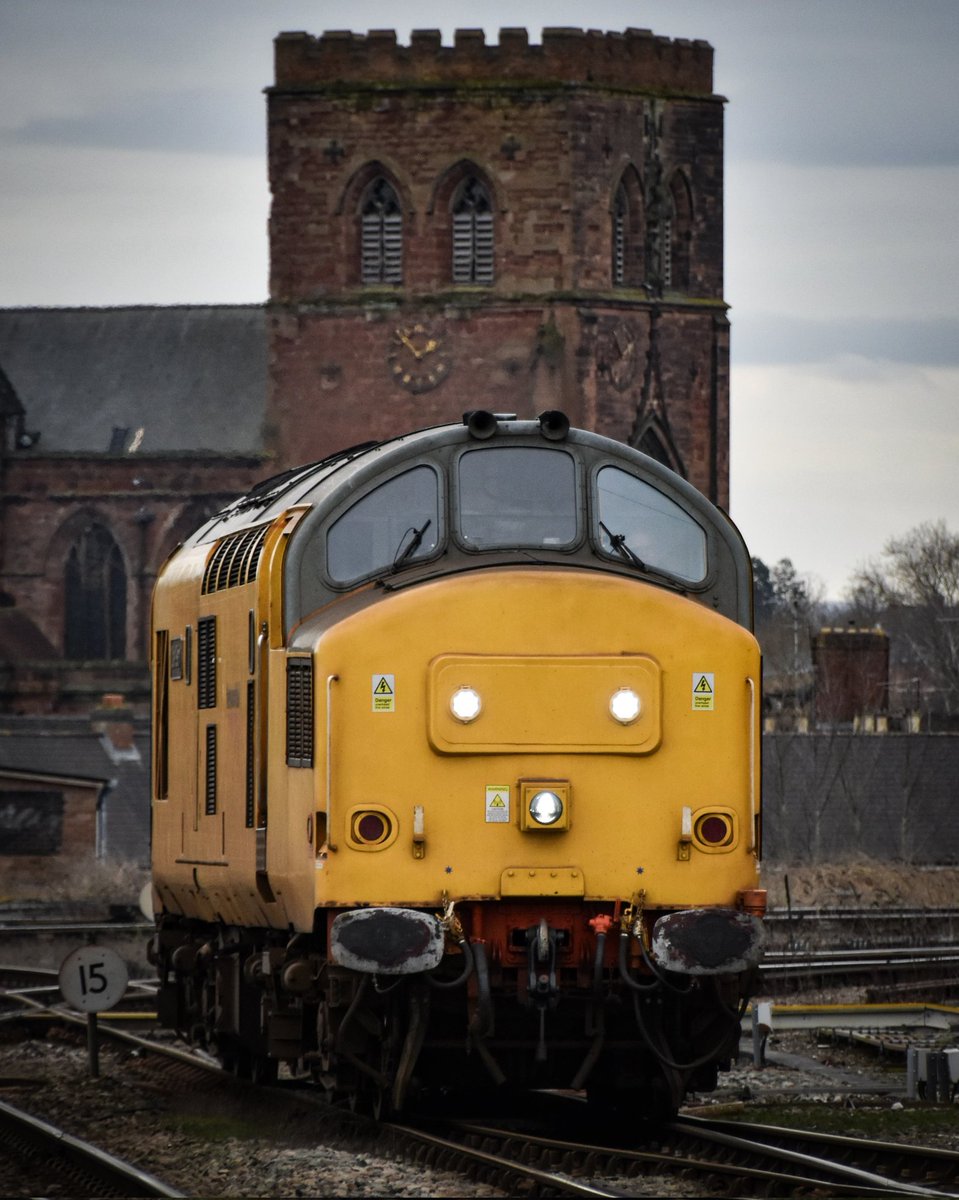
[692,672,715,711]
[372,674,395,712]
[485,785,510,823]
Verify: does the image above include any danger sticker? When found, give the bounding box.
[692,672,715,711]
[485,785,510,823]
[371,674,395,712]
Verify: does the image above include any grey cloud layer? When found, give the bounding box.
[6,90,265,157]
[734,316,959,367]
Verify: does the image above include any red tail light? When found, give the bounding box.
[695,813,733,846]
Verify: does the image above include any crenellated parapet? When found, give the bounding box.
[273,27,714,95]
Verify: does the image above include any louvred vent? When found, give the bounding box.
[202,524,269,594]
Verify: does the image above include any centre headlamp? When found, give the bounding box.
[519,780,571,831]
[528,790,564,826]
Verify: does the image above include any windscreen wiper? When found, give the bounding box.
[599,522,647,571]
[392,518,433,572]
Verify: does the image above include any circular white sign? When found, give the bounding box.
[58,946,129,1013]
[138,881,155,921]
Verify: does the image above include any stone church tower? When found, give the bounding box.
[266,27,729,505]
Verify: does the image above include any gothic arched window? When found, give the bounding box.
[360,178,403,284]
[612,169,644,288]
[664,171,692,292]
[451,177,494,285]
[64,525,126,660]
[613,184,628,286]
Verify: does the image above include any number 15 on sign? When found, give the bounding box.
[59,946,128,1077]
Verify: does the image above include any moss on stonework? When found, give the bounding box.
[535,314,565,368]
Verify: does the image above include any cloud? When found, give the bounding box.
[0,144,268,306]
[726,163,959,323]
[733,316,959,368]
[717,0,959,168]
[731,361,959,596]
[5,89,265,157]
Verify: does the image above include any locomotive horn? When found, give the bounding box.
[463,410,498,440]
[538,410,570,441]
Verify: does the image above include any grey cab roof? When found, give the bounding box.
[191,417,754,629]
[0,305,266,455]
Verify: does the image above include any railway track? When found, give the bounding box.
[672,1113,959,1196]
[765,907,959,951]
[2,992,957,1198]
[763,944,959,986]
[433,1111,959,1198]
[2,919,959,1197]
[0,1096,184,1198]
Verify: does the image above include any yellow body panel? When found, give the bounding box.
[153,558,760,932]
[289,569,756,920]
[428,653,661,753]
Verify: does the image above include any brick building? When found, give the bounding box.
[0,26,729,723]
[266,27,729,506]
[0,306,267,713]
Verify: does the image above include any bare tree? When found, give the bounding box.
[753,557,825,719]
[847,520,959,717]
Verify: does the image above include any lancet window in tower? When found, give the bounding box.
[64,524,126,660]
[665,171,692,292]
[612,170,644,288]
[452,178,494,285]
[360,178,403,284]
[613,184,627,286]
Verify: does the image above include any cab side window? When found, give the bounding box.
[595,466,706,582]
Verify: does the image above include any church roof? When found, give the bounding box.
[0,305,266,455]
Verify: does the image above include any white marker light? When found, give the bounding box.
[450,686,482,723]
[610,687,642,724]
[529,790,564,826]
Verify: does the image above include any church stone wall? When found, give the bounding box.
[266,27,729,506]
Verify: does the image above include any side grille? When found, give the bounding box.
[205,724,217,815]
[202,524,269,594]
[286,660,314,768]
[197,616,216,709]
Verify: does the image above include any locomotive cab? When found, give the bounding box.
[150,412,764,1117]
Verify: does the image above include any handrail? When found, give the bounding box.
[326,673,339,851]
[746,675,757,853]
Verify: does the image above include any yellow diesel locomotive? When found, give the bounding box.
[149,411,764,1117]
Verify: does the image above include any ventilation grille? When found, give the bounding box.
[452,211,493,284]
[202,525,269,594]
[197,616,217,709]
[361,212,403,284]
[205,724,217,815]
[286,660,314,768]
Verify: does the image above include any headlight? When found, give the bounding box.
[450,686,482,723]
[528,790,564,826]
[609,687,642,724]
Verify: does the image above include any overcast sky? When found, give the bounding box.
[2,0,957,599]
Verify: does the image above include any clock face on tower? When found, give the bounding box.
[388,324,452,393]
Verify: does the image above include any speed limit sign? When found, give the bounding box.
[59,946,128,1013]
